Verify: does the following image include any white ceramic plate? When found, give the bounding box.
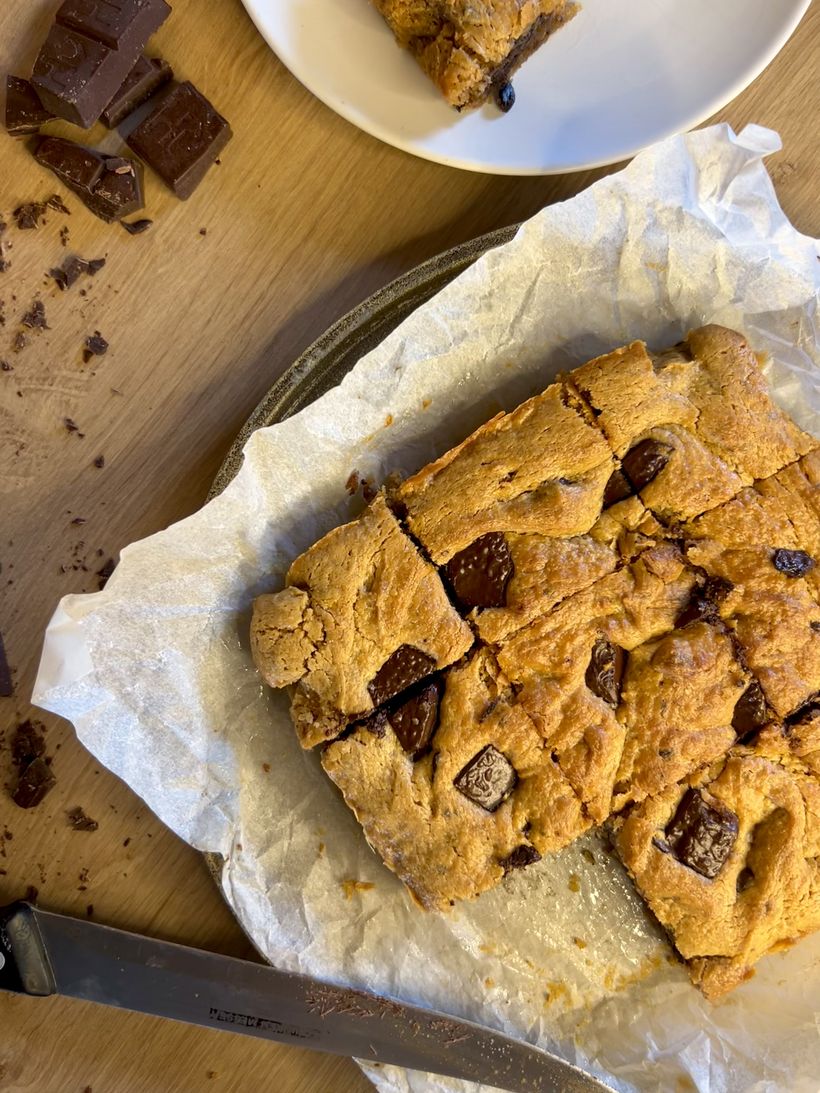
[241,0,810,175]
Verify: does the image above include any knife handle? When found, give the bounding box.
[0,902,56,996]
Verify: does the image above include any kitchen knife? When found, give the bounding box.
[0,902,613,1093]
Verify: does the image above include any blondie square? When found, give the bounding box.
[251,493,472,749]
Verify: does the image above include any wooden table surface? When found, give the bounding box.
[1,2,818,1090]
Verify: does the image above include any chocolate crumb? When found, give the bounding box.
[70,516,86,525]
[83,332,108,363]
[199,227,207,236]
[13,332,29,352]
[46,194,71,215]
[122,218,153,235]
[0,630,12,697]
[123,837,131,847]
[361,477,377,503]
[0,258,10,274]
[0,361,11,372]
[97,558,116,589]
[23,885,39,904]
[59,226,70,246]
[12,757,56,808]
[67,806,99,831]
[93,455,105,468]
[21,300,48,330]
[13,202,48,230]
[11,720,46,767]
[64,417,80,433]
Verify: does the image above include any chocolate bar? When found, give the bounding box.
[102,54,173,128]
[127,81,231,199]
[32,0,171,128]
[5,76,54,136]
[35,136,143,221]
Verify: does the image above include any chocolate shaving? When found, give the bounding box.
[121,218,153,235]
[0,631,12,697]
[21,300,48,330]
[67,806,99,831]
[13,202,48,230]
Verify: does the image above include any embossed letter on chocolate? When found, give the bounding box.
[32,0,171,128]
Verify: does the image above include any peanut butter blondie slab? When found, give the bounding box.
[565,326,816,524]
[251,493,473,749]
[372,0,579,110]
[321,647,590,910]
[613,725,820,999]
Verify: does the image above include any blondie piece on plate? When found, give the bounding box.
[371,0,579,110]
[250,493,472,749]
[564,326,816,523]
[321,647,590,910]
[613,721,820,999]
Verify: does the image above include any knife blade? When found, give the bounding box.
[0,902,612,1093]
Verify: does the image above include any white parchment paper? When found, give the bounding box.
[34,124,820,1093]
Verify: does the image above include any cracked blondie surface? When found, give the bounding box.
[251,324,819,995]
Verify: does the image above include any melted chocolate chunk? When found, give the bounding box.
[444,532,514,611]
[665,788,738,879]
[388,678,442,758]
[12,758,56,809]
[454,744,516,812]
[772,548,815,579]
[732,682,769,740]
[368,645,436,707]
[602,467,633,509]
[500,844,541,873]
[621,439,673,493]
[675,576,733,628]
[585,640,626,707]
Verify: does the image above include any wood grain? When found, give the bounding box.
[0,1,817,1090]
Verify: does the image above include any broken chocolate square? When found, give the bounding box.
[388,678,442,758]
[454,744,516,812]
[126,81,232,199]
[368,645,437,707]
[5,75,54,136]
[12,758,57,809]
[35,137,143,222]
[102,54,173,127]
[444,532,514,611]
[664,788,738,879]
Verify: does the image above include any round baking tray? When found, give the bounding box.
[203,222,517,886]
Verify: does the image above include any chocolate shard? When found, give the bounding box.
[665,788,738,879]
[785,693,820,727]
[732,681,769,740]
[31,0,171,128]
[368,645,437,708]
[675,575,733,628]
[621,438,673,493]
[127,81,232,199]
[0,630,12,697]
[454,744,517,812]
[602,466,633,509]
[12,757,57,809]
[585,639,626,707]
[388,678,442,758]
[5,76,54,136]
[67,805,98,831]
[772,548,815,579]
[12,721,46,766]
[500,844,541,873]
[444,532,514,611]
[35,137,143,222]
[102,54,173,128]
[121,217,153,235]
